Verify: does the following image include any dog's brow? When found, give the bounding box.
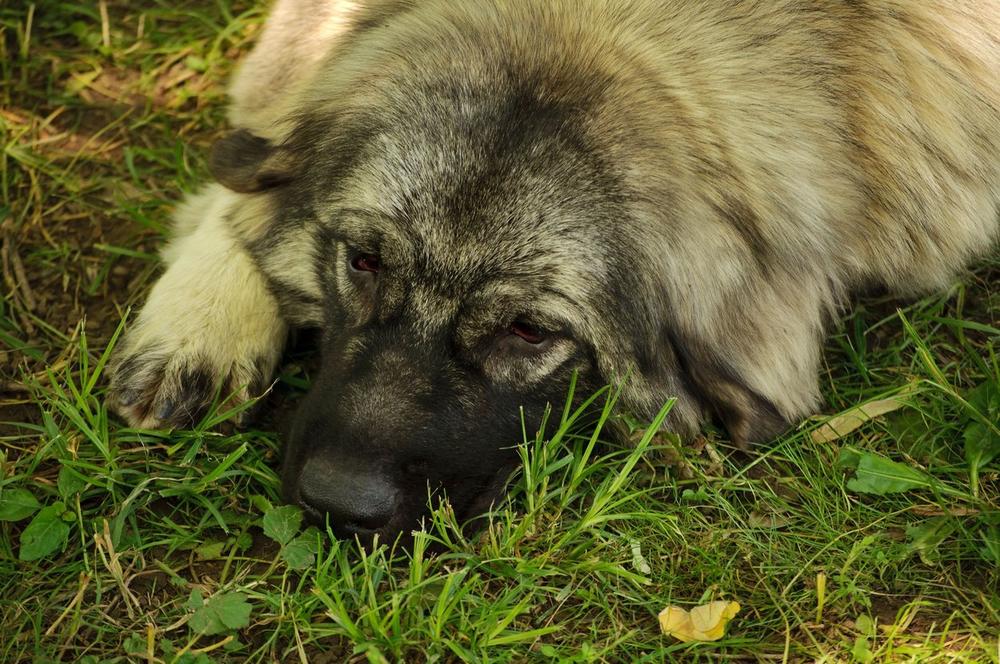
[336,208,400,225]
[539,286,587,315]
[466,279,585,332]
[326,208,411,248]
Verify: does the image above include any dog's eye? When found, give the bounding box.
[350,253,381,273]
[509,321,545,344]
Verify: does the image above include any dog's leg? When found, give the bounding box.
[108,184,287,429]
[108,2,363,428]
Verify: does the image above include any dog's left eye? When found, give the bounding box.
[350,253,381,273]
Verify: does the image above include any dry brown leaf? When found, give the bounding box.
[810,384,919,443]
[909,505,980,517]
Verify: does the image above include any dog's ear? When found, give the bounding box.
[210,130,297,193]
[669,334,791,449]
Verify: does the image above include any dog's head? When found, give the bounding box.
[213,72,630,541]
[209,5,819,542]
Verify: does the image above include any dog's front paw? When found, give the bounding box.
[107,258,287,430]
[107,302,284,428]
[107,334,273,430]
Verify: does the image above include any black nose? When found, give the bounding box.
[297,457,399,536]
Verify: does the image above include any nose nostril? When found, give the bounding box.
[299,487,395,532]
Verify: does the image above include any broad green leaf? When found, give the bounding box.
[57,465,87,499]
[188,590,252,635]
[845,453,934,495]
[18,505,71,561]
[234,531,253,551]
[281,529,320,570]
[185,589,204,611]
[262,505,302,546]
[212,592,253,630]
[122,633,146,657]
[184,55,208,72]
[906,517,957,565]
[964,422,1000,472]
[0,488,41,522]
[194,541,227,560]
[248,494,274,515]
[855,614,875,637]
[966,381,999,415]
[160,638,177,657]
[680,488,710,503]
[837,447,863,471]
[852,636,874,664]
[965,382,1000,492]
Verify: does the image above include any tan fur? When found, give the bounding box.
[227,0,359,136]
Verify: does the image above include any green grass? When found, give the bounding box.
[1,2,998,662]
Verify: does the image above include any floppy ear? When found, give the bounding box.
[597,279,799,449]
[668,332,791,449]
[209,129,298,193]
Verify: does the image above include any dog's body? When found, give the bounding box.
[110,0,999,539]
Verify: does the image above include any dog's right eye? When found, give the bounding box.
[350,253,381,273]
[508,321,545,344]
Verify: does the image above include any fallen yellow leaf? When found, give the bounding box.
[658,601,741,642]
[810,383,919,443]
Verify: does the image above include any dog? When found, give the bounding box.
[108,0,999,542]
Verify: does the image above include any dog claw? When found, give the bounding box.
[115,389,140,408]
[155,398,177,423]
